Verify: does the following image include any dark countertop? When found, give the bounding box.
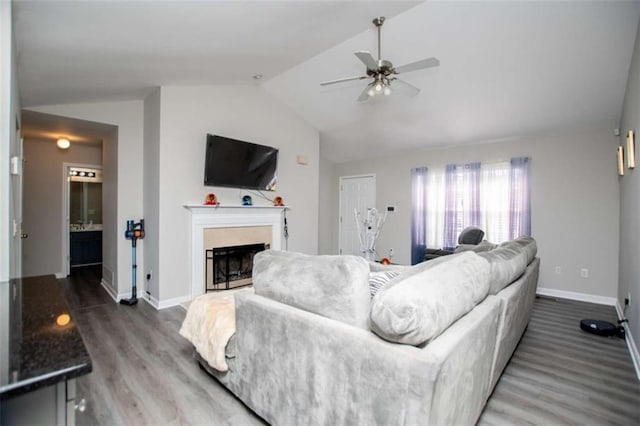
[0,275,92,399]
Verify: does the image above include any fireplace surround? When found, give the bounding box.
[184,204,285,299]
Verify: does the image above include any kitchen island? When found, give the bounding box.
[1,275,92,425]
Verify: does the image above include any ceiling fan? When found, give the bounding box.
[320,16,440,102]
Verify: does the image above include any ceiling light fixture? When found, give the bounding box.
[366,77,392,99]
[56,138,70,149]
[253,74,263,80]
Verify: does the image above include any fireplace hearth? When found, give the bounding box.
[205,243,268,291]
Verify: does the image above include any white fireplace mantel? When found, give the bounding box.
[184,204,285,299]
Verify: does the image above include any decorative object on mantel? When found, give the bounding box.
[204,193,220,206]
[627,130,635,169]
[242,195,253,206]
[617,146,625,176]
[273,196,285,207]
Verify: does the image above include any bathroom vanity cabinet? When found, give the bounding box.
[70,230,102,266]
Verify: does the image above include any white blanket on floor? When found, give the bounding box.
[179,288,253,372]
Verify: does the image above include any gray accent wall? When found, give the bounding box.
[320,123,620,299]
[618,17,640,352]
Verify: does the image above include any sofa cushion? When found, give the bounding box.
[369,251,491,346]
[510,235,537,265]
[478,236,537,294]
[253,250,371,329]
[454,240,497,254]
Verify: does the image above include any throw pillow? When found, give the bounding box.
[369,271,401,298]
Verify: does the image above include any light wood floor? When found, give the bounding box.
[60,268,640,425]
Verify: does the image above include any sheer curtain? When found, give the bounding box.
[443,164,458,249]
[411,167,428,265]
[479,161,511,242]
[426,168,445,249]
[509,157,531,239]
[463,162,481,228]
[412,157,531,252]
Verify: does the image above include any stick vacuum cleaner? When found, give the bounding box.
[120,219,145,306]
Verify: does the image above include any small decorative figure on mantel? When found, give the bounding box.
[204,193,220,206]
[273,196,285,207]
[242,195,253,206]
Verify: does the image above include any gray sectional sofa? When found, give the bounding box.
[204,236,539,425]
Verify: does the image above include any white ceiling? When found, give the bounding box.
[14,1,419,106]
[13,1,640,163]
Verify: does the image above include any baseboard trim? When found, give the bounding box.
[536,287,617,306]
[144,294,191,310]
[616,302,640,380]
[100,279,118,302]
[100,279,134,303]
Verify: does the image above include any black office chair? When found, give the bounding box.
[424,227,485,261]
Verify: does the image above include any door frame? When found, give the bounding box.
[338,174,376,256]
[61,162,102,277]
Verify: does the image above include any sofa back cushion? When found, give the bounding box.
[253,250,371,329]
[478,236,537,294]
[454,240,497,254]
[370,251,491,346]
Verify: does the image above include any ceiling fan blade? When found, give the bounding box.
[356,85,371,102]
[394,57,440,74]
[354,51,378,71]
[320,75,369,86]
[392,79,420,97]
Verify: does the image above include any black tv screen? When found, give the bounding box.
[204,134,278,191]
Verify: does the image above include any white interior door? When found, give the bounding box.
[339,174,376,256]
[9,133,23,279]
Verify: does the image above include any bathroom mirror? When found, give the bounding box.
[70,181,102,225]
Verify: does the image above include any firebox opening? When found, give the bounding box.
[205,243,268,291]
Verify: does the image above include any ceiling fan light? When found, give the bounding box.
[375,83,383,92]
[383,85,392,96]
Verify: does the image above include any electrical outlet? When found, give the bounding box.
[580,268,589,278]
[555,266,561,274]
[389,248,394,259]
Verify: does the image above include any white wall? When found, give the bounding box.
[155,85,320,303]
[618,17,640,350]
[100,127,118,293]
[318,156,337,255]
[322,123,620,299]
[143,88,161,301]
[21,139,102,277]
[27,101,143,299]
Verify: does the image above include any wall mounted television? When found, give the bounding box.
[204,134,279,191]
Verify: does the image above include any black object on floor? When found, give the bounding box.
[580,319,625,338]
[120,219,145,306]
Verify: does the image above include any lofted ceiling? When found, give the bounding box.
[13,1,640,163]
